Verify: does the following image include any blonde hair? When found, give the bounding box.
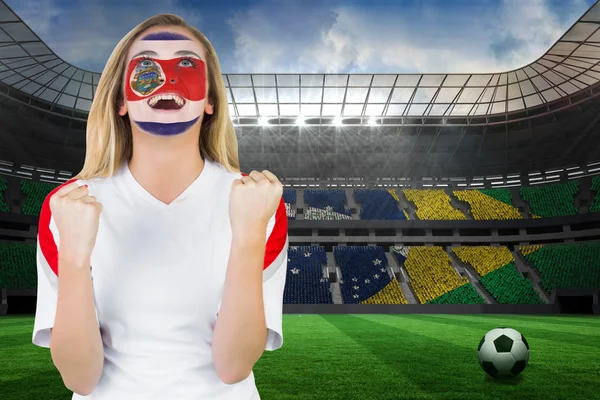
[75,14,239,180]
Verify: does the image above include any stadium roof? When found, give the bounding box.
[1,1,600,125]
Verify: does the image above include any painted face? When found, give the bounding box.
[124,31,208,136]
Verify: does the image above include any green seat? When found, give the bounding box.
[20,179,58,216]
[480,263,544,304]
[589,176,600,213]
[520,180,579,218]
[524,242,600,291]
[0,176,10,212]
[0,242,37,288]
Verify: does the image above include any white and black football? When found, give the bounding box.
[478,327,530,378]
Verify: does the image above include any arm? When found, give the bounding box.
[212,170,287,384]
[212,232,268,385]
[50,252,104,396]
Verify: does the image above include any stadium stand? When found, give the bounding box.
[590,176,600,213]
[0,242,36,289]
[303,189,352,220]
[403,189,467,220]
[285,203,296,219]
[20,179,58,216]
[335,245,407,304]
[283,189,296,205]
[284,246,332,304]
[453,246,543,304]
[520,180,579,218]
[393,245,483,304]
[387,189,410,219]
[0,176,10,212]
[453,188,522,220]
[283,189,297,219]
[521,242,600,291]
[354,189,406,220]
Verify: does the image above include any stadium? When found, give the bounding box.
[0,0,599,399]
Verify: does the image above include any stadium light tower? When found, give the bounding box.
[259,116,270,126]
[332,116,343,126]
[296,116,306,126]
[368,116,379,126]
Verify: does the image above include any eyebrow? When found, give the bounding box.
[174,50,202,59]
[131,50,158,60]
[130,50,202,60]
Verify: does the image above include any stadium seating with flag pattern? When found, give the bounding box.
[453,188,522,220]
[303,189,352,220]
[403,189,466,220]
[353,189,406,220]
[453,246,543,304]
[522,242,600,291]
[284,245,332,304]
[334,245,398,303]
[520,180,579,218]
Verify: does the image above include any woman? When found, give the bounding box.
[32,14,288,400]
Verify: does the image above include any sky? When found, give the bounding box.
[4,0,597,74]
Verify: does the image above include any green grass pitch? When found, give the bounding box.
[1,314,599,399]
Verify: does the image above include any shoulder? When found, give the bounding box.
[210,159,243,181]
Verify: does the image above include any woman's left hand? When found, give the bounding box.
[229,170,283,240]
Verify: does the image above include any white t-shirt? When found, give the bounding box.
[32,157,289,400]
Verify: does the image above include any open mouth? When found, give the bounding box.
[147,94,186,110]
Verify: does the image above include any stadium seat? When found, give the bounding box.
[335,245,407,304]
[387,189,410,219]
[453,188,522,220]
[522,242,600,291]
[589,176,600,213]
[520,180,579,218]
[283,189,297,204]
[284,246,332,304]
[0,242,37,288]
[304,189,352,220]
[453,246,543,304]
[0,176,10,212]
[403,189,466,220]
[392,245,482,304]
[354,189,406,220]
[283,189,297,219]
[20,179,58,216]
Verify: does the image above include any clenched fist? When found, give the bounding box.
[49,182,103,267]
[229,170,283,239]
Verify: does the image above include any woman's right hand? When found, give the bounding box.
[49,182,103,266]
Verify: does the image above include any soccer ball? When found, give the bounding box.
[478,327,530,378]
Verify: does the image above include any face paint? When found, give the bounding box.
[130,58,165,96]
[124,35,208,137]
[140,31,192,41]
[125,57,206,101]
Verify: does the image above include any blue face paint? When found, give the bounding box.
[141,32,191,41]
[133,117,200,136]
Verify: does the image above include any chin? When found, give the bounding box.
[134,115,201,137]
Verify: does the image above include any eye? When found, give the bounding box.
[137,58,156,68]
[178,58,196,67]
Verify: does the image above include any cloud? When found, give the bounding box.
[6,0,203,72]
[485,0,590,67]
[227,0,593,73]
[5,0,594,73]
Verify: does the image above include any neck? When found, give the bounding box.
[128,128,205,202]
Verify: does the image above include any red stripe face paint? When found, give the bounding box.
[125,57,207,102]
